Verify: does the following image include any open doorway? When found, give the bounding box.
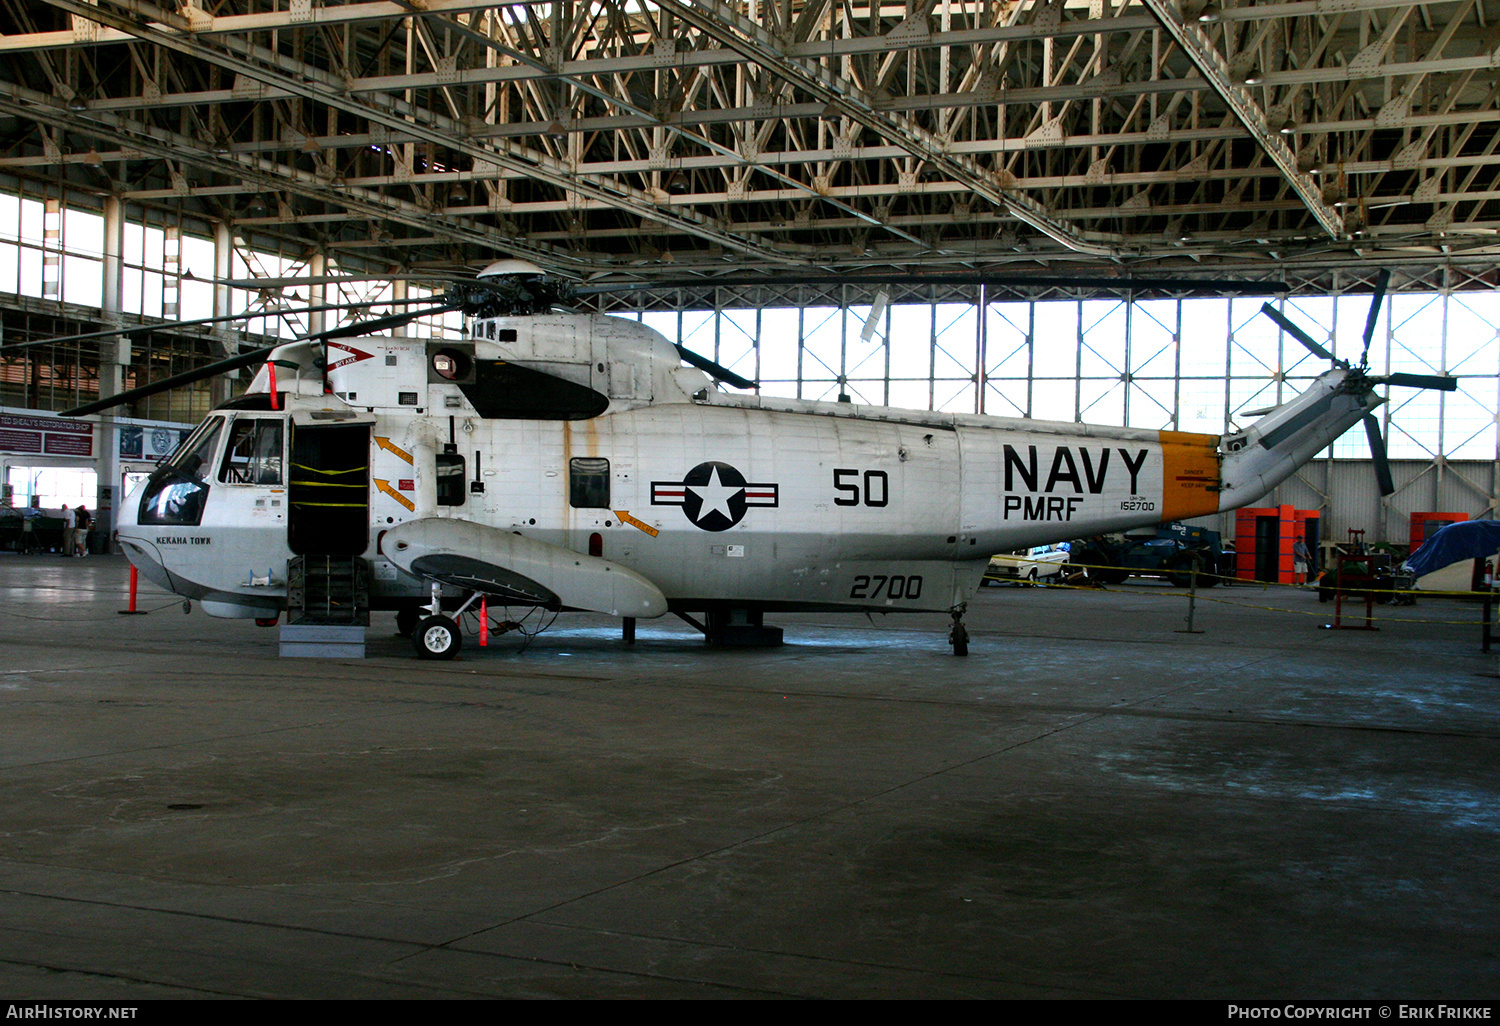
[288,424,370,556]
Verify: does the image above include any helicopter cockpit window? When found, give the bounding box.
[436,451,466,507]
[218,418,284,485]
[139,416,224,526]
[569,458,610,508]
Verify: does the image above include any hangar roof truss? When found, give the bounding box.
[1,0,1498,289]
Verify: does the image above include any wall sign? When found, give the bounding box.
[0,414,93,457]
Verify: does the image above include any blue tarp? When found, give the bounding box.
[1404,520,1500,577]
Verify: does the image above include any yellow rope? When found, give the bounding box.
[1031,574,1492,626]
[291,463,368,476]
[1057,559,1488,598]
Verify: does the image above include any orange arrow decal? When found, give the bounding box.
[375,478,415,511]
[375,436,414,464]
[614,510,659,538]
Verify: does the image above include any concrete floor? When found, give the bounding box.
[1,553,1497,999]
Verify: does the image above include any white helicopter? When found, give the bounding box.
[58,264,1453,657]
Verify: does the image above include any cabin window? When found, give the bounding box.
[436,451,466,506]
[569,457,610,508]
[431,349,471,381]
[139,416,224,526]
[218,418,284,484]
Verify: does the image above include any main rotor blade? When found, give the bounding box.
[1381,372,1459,391]
[1363,412,1396,496]
[1260,303,1339,363]
[61,343,280,417]
[0,297,441,353]
[674,344,757,390]
[1359,269,1390,368]
[313,300,461,342]
[579,273,1289,297]
[200,271,476,290]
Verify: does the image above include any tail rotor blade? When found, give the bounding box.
[1359,270,1390,369]
[1381,372,1458,391]
[1261,303,1338,363]
[1363,413,1396,496]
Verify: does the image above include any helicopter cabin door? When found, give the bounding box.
[287,411,375,556]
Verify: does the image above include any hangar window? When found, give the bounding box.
[569,458,610,508]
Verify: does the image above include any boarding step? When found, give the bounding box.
[286,554,370,626]
[279,623,366,659]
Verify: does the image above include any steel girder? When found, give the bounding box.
[0,0,1497,284]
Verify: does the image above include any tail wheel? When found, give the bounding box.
[950,621,969,657]
[414,616,462,660]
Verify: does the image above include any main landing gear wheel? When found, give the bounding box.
[413,616,462,660]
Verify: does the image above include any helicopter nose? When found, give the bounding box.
[115,534,175,594]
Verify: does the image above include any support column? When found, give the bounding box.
[96,195,126,552]
[211,222,235,408]
[392,277,408,339]
[308,249,327,340]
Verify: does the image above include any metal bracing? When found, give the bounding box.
[621,277,1500,541]
[1,173,1494,548]
[609,275,1499,461]
[0,0,1494,281]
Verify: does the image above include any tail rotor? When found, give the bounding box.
[1259,271,1455,496]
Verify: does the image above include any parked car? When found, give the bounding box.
[984,544,1070,586]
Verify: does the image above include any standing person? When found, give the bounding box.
[1294,536,1312,582]
[60,505,74,557]
[74,504,91,557]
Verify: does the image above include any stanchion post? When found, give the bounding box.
[117,564,146,615]
[1177,553,1204,634]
